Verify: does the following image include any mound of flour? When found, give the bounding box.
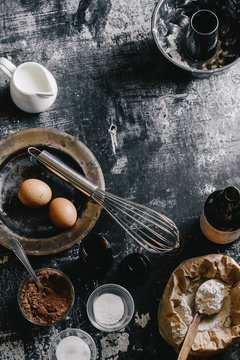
[196,279,229,315]
[175,278,231,334]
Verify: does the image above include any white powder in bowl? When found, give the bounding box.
[93,293,124,325]
[56,336,91,360]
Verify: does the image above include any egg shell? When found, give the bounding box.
[18,179,52,208]
[49,197,77,229]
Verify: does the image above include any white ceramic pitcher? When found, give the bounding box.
[0,57,58,113]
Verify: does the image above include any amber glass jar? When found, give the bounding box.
[200,186,240,244]
[79,234,113,275]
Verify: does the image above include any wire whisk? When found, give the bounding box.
[28,147,180,254]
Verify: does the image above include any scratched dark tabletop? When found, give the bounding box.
[0,0,240,359]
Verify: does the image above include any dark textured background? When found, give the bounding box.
[1,0,240,359]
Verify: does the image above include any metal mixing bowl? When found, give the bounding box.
[152,0,240,77]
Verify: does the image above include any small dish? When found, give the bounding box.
[17,268,75,326]
[48,328,97,360]
[86,283,135,332]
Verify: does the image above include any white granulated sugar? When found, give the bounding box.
[56,336,91,360]
[196,279,229,315]
[135,312,150,328]
[93,293,124,325]
[100,332,130,359]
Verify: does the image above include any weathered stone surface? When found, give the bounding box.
[0,0,240,359]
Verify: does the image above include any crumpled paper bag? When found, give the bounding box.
[158,254,240,357]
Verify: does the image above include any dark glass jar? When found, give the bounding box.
[200,186,240,244]
[117,253,150,285]
[79,234,113,276]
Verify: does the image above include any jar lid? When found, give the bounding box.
[117,253,150,284]
[79,234,112,264]
[79,234,113,276]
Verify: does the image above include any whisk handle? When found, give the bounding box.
[28,147,98,197]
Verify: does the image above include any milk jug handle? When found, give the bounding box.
[0,57,16,78]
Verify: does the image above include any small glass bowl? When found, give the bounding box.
[17,268,75,326]
[48,328,97,360]
[86,283,135,332]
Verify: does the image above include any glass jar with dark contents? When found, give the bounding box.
[200,186,240,244]
[117,253,150,285]
[79,234,113,276]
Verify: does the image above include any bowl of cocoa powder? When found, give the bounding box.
[17,268,75,326]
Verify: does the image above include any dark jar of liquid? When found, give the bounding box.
[200,186,240,244]
[79,234,113,276]
[117,253,150,285]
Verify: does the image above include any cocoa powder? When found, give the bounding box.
[20,270,73,324]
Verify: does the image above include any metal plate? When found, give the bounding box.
[0,128,105,255]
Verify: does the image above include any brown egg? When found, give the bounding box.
[49,197,77,229]
[18,179,52,208]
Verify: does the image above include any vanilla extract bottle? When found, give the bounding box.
[79,234,113,276]
[200,186,240,244]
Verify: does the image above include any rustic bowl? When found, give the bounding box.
[0,128,105,255]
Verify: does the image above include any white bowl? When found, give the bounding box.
[86,283,135,332]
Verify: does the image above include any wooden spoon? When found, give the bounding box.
[177,279,227,360]
[177,311,203,360]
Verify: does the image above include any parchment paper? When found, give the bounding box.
[158,254,240,357]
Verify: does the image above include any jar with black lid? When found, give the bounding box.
[79,234,113,276]
[200,186,240,244]
[117,253,150,285]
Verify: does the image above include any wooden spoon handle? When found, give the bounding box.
[177,313,202,360]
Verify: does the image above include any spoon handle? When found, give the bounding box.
[10,238,42,289]
[177,313,202,360]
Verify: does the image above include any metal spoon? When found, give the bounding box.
[10,237,44,291]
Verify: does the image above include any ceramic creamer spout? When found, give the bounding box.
[36,91,54,97]
[36,67,54,97]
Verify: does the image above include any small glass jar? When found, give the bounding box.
[48,328,97,360]
[200,186,240,244]
[86,283,135,332]
[117,253,150,285]
[79,234,113,276]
